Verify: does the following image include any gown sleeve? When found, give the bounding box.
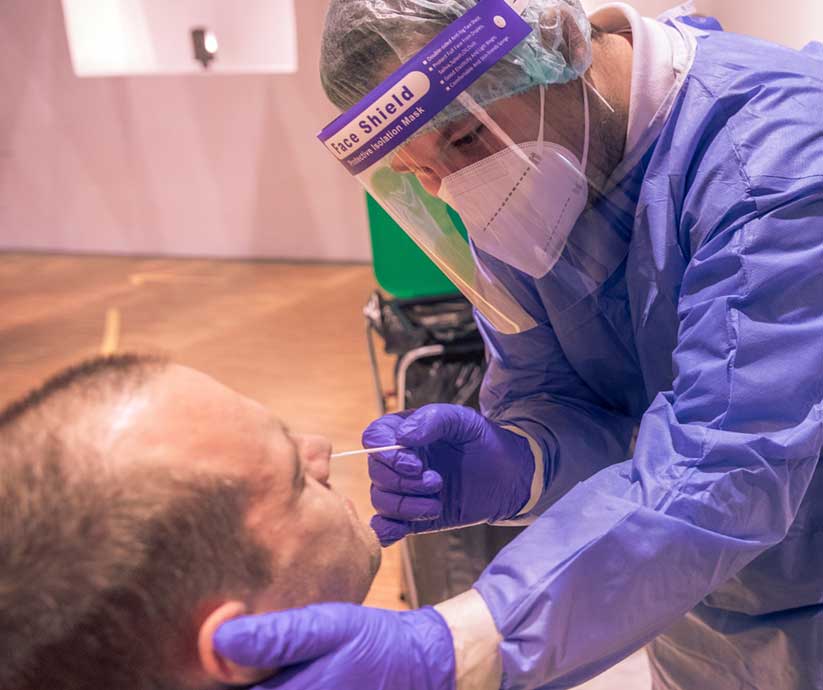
[476,307,637,517]
[474,174,823,689]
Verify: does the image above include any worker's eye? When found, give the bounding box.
[449,123,486,150]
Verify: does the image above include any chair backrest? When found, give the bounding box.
[366,193,461,299]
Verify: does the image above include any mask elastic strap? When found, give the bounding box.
[583,75,615,114]
[581,77,590,174]
[536,84,546,157]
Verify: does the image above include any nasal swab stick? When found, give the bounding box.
[330,445,407,459]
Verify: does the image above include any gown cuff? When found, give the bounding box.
[435,589,503,690]
[493,425,544,525]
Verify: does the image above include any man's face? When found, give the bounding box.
[389,83,585,197]
[98,364,381,612]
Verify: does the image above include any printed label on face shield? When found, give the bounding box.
[317,0,532,176]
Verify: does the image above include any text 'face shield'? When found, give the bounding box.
[318,0,621,334]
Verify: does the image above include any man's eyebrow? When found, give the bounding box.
[441,114,478,141]
[281,427,302,491]
[264,417,302,491]
[440,120,463,141]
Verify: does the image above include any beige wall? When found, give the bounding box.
[706,0,823,50]
[1,2,819,260]
[0,1,371,261]
[584,0,822,50]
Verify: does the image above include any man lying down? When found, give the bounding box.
[0,354,381,690]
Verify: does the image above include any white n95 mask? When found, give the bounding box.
[439,83,590,279]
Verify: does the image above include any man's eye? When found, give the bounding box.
[451,124,485,149]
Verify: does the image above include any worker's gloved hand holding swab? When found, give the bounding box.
[362,403,537,546]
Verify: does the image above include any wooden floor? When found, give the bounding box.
[0,253,650,688]
[0,252,406,610]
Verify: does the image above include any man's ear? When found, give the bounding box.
[538,2,591,75]
[198,601,269,686]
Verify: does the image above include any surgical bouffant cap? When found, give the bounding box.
[320,0,592,112]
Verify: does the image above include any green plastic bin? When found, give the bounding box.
[366,193,468,299]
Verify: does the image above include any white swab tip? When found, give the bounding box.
[330,445,407,459]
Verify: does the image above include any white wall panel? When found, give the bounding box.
[62,0,298,76]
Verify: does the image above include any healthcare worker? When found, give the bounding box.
[215,1,823,688]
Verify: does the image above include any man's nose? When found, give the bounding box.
[294,434,331,486]
[389,151,444,197]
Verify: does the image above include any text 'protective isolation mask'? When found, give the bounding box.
[438,82,590,278]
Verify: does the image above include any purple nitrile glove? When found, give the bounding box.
[363,404,535,546]
[213,603,455,690]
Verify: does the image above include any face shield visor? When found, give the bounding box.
[318,0,627,334]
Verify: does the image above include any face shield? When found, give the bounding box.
[318,0,625,334]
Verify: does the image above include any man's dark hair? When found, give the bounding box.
[0,355,273,690]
